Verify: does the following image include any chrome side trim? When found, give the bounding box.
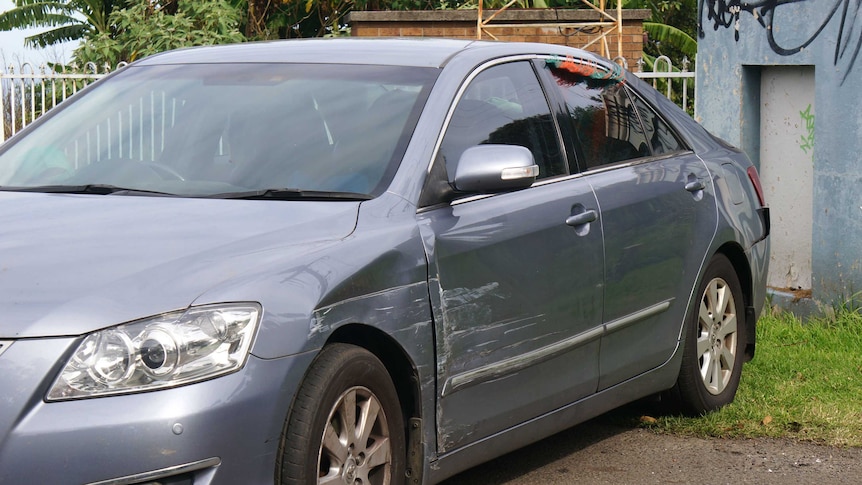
[448,172,587,207]
[604,299,674,334]
[441,326,604,397]
[85,457,221,485]
[0,340,11,358]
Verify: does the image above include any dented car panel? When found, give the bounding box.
[0,38,769,484]
[418,176,604,452]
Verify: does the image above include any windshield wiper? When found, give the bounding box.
[0,184,177,196]
[208,188,373,201]
[0,185,373,200]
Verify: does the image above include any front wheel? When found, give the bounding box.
[278,343,406,485]
[667,254,746,415]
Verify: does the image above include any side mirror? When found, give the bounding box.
[452,145,539,193]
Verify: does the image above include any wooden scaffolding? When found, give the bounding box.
[477,0,624,61]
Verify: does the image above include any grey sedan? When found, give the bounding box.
[0,38,769,484]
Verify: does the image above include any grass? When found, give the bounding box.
[635,306,862,447]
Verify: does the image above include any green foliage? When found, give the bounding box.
[73,0,245,67]
[58,0,699,73]
[643,21,695,59]
[621,0,697,64]
[0,0,122,48]
[616,0,697,36]
[256,0,355,39]
[440,0,552,7]
[233,0,699,49]
[821,290,862,323]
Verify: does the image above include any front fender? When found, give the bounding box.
[191,193,433,361]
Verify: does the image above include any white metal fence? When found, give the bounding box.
[0,57,695,143]
[634,55,696,115]
[0,62,126,142]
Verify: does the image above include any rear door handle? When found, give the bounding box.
[566,210,598,227]
[685,180,705,192]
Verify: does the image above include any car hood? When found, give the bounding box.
[0,192,360,338]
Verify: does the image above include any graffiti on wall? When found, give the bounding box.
[699,0,862,84]
[799,104,815,157]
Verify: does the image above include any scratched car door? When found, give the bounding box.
[416,60,605,453]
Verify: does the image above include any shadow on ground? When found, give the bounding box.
[439,403,649,484]
[439,401,862,485]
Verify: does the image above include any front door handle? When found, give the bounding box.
[566,210,598,227]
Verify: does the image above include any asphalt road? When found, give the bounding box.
[440,408,862,485]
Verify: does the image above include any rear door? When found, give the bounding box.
[540,59,718,389]
[416,59,604,453]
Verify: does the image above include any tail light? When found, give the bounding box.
[747,165,770,242]
[747,166,766,207]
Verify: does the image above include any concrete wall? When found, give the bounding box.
[758,66,814,291]
[349,9,650,67]
[696,1,862,307]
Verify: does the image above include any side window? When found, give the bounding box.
[547,62,651,170]
[439,61,566,180]
[629,92,684,155]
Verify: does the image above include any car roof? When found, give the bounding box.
[133,37,605,70]
[136,37,485,68]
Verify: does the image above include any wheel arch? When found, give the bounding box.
[714,241,757,360]
[327,323,422,427]
[276,324,423,484]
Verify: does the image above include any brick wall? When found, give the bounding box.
[348,9,649,67]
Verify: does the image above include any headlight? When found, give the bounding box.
[47,303,261,401]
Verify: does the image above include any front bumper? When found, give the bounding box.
[0,337,313,484]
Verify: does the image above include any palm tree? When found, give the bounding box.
[0,0,122,48]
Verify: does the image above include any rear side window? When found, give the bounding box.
[628,91,684,155]
[439,61,566,180]
[546,60,681,171]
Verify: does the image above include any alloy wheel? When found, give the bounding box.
[318,386,392,485]
[696,277,738,395]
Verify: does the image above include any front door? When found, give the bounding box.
[417,60,605,453]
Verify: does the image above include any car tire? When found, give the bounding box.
[277,343,406,485]
[666,254,746,415]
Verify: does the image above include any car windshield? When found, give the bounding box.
[0,63,438,198]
